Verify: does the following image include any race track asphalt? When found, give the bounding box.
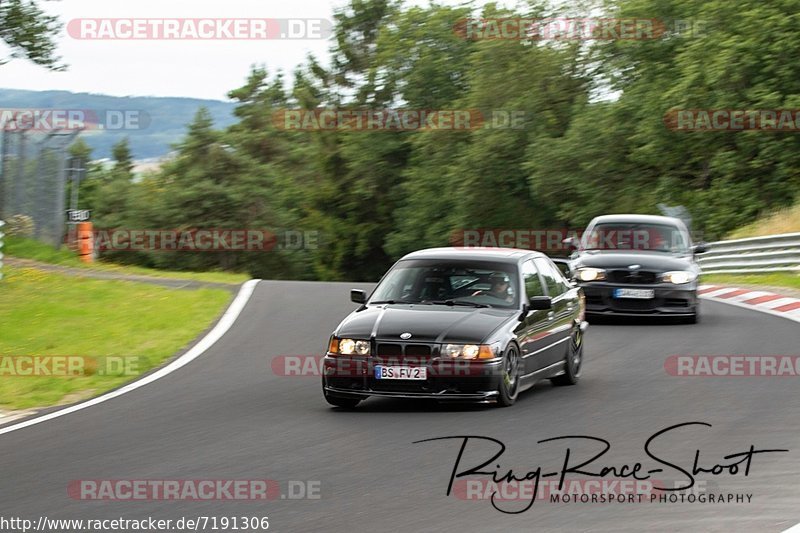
[1,280,798,532]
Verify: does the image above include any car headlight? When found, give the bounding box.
[336,338,371,355]
[442,344,495,359]
[661,271,697,284]
[577,267,606,282]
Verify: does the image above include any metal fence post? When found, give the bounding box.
[14,131,26,216]
[52,143,69,248]
[0,130,9,219]
[0,220,5,281]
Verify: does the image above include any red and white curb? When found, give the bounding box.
[699,284,800,324]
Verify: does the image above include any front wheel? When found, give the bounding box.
[496,345,521,407]
[551,326,583,386]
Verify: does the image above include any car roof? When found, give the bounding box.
[400,247,545,263]
[588,214,687,228]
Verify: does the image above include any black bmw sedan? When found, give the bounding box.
[321,247,587,408]
[564,214,707,323]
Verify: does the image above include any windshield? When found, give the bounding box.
[368,259,520,309]
[581,223,690,254]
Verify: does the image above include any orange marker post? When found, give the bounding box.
[77,221,94,263]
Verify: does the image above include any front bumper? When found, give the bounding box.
[321,355,504,401]
[579,282,698,317]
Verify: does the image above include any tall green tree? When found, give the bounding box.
[0,0,63,69]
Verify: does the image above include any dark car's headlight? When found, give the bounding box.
[442,343,497,360]
[660,271,697,284]
[328,337,370,355]
[576,267,606,282]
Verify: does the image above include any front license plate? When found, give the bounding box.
[374,365,427,380]
[613,288,655,299]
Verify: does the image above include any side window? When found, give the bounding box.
[535,258,567,297]
[521,259,545,298]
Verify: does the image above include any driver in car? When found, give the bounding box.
[473,272,513,303]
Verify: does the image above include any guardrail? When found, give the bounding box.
[697,232,800,274]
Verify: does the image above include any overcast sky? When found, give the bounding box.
[1,0,516,101]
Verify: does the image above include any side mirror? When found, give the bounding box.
[350,289,366,304]
[528,296,552,310]
[693,242,708,254]
[562,237,578,251]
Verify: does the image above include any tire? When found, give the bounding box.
[323,387,362,409]
[496,344,521,407]
[551,325,583,386]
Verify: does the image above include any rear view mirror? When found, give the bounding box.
[562,237,578,250]
[528,296,552,310]
[350,289,366,304]
[693,242,708,254]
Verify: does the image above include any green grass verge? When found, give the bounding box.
[0,265,233,410]
[727,203,800,239]
[702,272,800,291]
[4,235,250,284]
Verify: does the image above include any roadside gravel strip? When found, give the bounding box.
[699,284,800,324]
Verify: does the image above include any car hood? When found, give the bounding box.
[574,251,697,272]
[334,305,517,344]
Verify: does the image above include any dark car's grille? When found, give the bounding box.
[376,343,434,358]
[607,270,658,284]
[405,344,432,357]
[376,343,403,356]
[612,298,659,311]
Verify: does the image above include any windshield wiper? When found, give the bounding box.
[424,299,490,308]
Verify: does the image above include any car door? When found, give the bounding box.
[534,257,575,367]
[518,258,554,376]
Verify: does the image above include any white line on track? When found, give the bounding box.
[0,279,261,437]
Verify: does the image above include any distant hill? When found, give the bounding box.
[0,89,238,159]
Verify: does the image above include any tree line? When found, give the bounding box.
[69,0,800,281]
